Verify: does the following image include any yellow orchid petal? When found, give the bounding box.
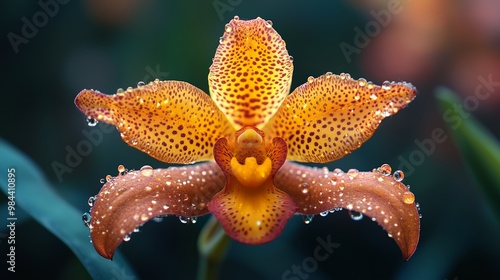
[208,17,294,129]
[75,80,235,164]
[263,73,416,162]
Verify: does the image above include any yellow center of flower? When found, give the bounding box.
[230,157,272,188]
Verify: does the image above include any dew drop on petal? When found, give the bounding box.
[82,212,91,227]
[307,76,314,83]
[132,138,138,145]
[377,164,392,176]
[302,214,314,224]
[402,191,415,204]
[153,216,164,223]
[123,235,131,242]
[393,170,404,182]
[382,80,392,90]
[87,195,97,207]
[116,88,124,94]
[219,37,224,44]
[233,15,240,21]
[99,178,105,184]
[265,20,273,28]
[137,81,145,87]
[105,175,112,182]
[224,23,232,32]
[140,165,154,177]
[347,169,359,179]
[179,216,190,224]
[86,116,98,127]
[358,78,367,87]
[319,211,329,217]
[350,211,363,221]
[140,213,148,221]
[288,55,294,63]
[191,217,198,224]
[117,165,126,175]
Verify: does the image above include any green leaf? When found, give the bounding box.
[0,139,137,280]
[436,87,500,219]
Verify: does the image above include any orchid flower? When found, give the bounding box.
[75,17,420,261]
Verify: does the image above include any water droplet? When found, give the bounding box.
[219,36,224,44]
[393,170,404,182]
[137,81,145,87]
[117,165,126,175]
[377,164,392,176]
[87,195,97,207]
[140,213,148,221]
[179,216,190,224]
[382,80,392,90]
[347,169,359,179]
[86,116,98,127]
[288,55,294,62]
[191,217,198,224]
[265,20,273,28]
[301,187,309,194]
[358,78,367,87]
[325,72,333,78]
[123,235,131,242]
[402,191,415,204]
[350,211,363,221]
[233,15,240,21]
[307,76,314,83]
[370,93,377,100]
[153,216,164,223]
[302,214,314,224]
[131,138,138,145]
[319,211,329,217]
[116,88,124,94]
[82,212,91,227]
[140,165,154,177]
[224,23,232,32]
[99,178,105,184]
[105,175,112,182]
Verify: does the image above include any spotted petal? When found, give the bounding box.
[208,17,294,129]
[208,132,297,244]
[75,80,235,163]
[263,74,416,163]
[274,162,420,260]
[88,162,225,259]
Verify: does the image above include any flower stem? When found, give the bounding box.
[197,215,231,280]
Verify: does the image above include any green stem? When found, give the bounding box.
[197,215,231,280]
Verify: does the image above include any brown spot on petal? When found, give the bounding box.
[274,162,420,260]
[88,162,225,259]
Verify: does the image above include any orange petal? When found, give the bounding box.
[88,162,225,259]
[209,130,297,244]
[75,80,235,163]
[274,162,420,260]
[208,17,294,129]
[263,73,416,163]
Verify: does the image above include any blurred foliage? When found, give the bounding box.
[1,0,499,279]
[436,87,500,220]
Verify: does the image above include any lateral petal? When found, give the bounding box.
[274,162,420,260]
[208,17,294,129]
[75,80,235,164]
[88,162,225,259]
[263,73,416,162]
